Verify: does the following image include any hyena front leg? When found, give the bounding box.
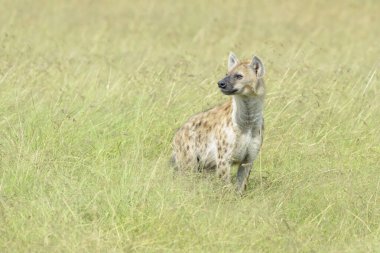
[215,144,233,183]
[236,162,253,193]
[236,134,262,193]
[216,159,232,183]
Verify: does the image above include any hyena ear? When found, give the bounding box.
[228,52,239,72]
[250,56,265,79]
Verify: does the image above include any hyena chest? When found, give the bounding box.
[231,132,254,162]
[200,126,260,166]
[221,126,255,163]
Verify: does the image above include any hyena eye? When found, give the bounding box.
[234,74,243,80]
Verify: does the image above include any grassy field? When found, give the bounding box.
[0,0,379,252]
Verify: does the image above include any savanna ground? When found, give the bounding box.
[0,0,379,252]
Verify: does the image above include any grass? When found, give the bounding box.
[0,0,379,252]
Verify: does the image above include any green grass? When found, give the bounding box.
[0,0,379,252]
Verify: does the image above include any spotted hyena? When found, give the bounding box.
[171,52,265,193]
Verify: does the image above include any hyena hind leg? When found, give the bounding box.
[171,152,200,173]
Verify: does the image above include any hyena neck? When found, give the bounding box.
[232,95,263,132]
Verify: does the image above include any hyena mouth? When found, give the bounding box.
[221,88,238,95]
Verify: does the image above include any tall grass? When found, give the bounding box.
[0,0,379,252]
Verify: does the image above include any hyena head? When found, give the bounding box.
[217,52,265,97]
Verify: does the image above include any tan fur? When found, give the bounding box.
[172,53,265,193]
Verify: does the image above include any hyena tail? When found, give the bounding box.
[169,153,178,170]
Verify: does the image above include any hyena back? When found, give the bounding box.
[172,52,265,193]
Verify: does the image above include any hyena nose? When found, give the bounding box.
[218,81,227,89]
